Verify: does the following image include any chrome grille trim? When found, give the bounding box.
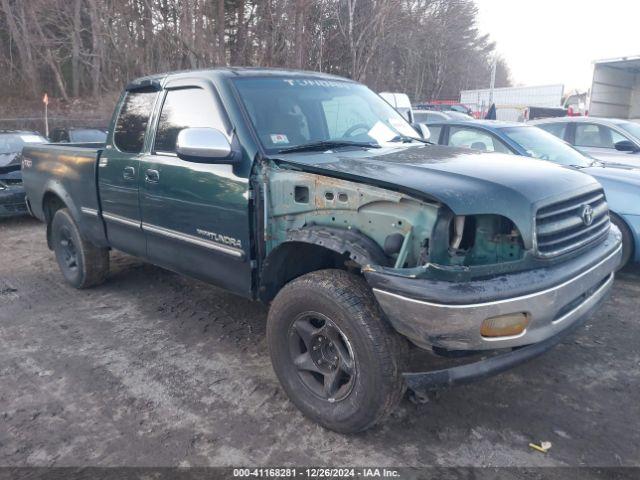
[535,189,610,257]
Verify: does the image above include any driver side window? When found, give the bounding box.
[574,123,627,149]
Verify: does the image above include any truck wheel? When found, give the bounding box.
[267,269,406,433]
[611,214,633,269]
[51,208,109,288]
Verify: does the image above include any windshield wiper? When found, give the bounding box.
[389,135,432,144]
[278,140,380,153]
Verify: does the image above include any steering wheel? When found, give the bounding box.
[342,123,370,138]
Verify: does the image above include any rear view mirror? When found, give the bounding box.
[614,140,639,153]
[176,127,235,162]
[412,123,431,141]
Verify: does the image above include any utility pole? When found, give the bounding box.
[43,93,49,138]
[488,58,497,106]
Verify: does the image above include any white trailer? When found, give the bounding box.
[590,56,640,120]
[460,84,564,121]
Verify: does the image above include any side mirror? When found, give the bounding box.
[412,123,431,141]
[614,139,639,153]
[176,127,234,162]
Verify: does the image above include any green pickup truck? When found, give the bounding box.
[22,68,622,433]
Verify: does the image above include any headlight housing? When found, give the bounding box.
[431,213,525,266]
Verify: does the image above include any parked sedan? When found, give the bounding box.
[0,130,48,218]
[425,119,640,266]
[530,117,640,168]
[413,110,473,123]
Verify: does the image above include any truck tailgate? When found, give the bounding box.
[21,143,107,246]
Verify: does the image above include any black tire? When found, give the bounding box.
[51,208,109,288]
[267,269,406,433]
[611,213,633,269]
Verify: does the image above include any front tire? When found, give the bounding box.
[51,208,109,288]
[267,269,406,433]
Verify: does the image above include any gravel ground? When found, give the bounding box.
[1,216,639,467]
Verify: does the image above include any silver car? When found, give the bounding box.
[413,110,473,124]
[530,117,640,168]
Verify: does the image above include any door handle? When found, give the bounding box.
[122,166,136,180]
[145,169,160,183]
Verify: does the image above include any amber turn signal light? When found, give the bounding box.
[480,313,530,338]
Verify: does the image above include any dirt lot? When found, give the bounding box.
[1,216,639,467]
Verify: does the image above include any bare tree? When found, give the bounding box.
[0,0,510,102]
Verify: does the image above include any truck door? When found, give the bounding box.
[139,83,253,297]
[98,89,157,257]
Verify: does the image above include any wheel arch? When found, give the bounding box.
[258,226,390,303]
[610,211,635,265]
[42,187,75,250]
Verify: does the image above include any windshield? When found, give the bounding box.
[502,126,591,167]
[0,133,47,154]
[619,122,640,140]
[233,77,421,154]
[70,129,107,143]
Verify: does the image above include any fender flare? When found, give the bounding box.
[257,226,390,302]
[42,180,81,223]
[41,180,82,249]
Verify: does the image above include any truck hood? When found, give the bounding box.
[273,145,600,247]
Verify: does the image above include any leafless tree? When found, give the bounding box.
[0,0,510,103]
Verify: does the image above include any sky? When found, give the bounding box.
[475,0,640,91]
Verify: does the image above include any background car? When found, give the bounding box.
[414,102,474,116]
[530,117,640,168]
[413,110,473,124]
[0,130,48,218]
[424,119,640,266]
[379,92,414,123]
[49,127,108,144]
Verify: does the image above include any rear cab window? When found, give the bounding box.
[113,91,157,153]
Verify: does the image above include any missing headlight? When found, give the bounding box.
[449,215,476,253]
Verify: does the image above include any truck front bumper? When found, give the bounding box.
[402,309,592,392]
[365,228,622,352]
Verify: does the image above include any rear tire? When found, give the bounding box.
[51,208,109,288]
[611,213,633,269]
[267,269,406,433]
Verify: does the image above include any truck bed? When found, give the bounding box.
[21,143,107,246]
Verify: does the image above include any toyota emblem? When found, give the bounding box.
[581,204,594,226]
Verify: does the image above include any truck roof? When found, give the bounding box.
[529,116,632,125]
[126,67,355,91]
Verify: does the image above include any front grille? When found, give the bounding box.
[535,189,610,257]
[1,178,22,186]
[1,202,27,213]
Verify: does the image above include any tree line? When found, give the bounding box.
[0,0,510,103]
